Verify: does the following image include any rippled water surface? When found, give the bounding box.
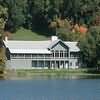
[0,79,100,100]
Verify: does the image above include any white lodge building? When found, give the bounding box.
[4,36,80,69]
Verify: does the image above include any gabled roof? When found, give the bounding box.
[9,49,51,54]
[48,39,59,49]
[64,42,80,52]
[4,40,80,54]
[4,40,50,49]
[48,39,68,49]
[4,40,51,54]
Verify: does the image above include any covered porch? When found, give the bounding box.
[32,60,69,69]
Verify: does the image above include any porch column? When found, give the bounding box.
[54,60,56,69]
[58,51,60,58]
[59,61,61,69]
[50,60,51,69]
[44,60,45,68]
[54,50,55,59]
[64,60,65,69]
[69,50,70,59]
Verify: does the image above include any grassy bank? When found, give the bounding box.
[4,68,100,80]
[16,69,100,75]
[12,28,49,41]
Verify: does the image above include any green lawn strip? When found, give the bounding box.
[15,69,100,77]
[12,27,49,41]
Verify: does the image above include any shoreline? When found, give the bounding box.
[3,68,100,80]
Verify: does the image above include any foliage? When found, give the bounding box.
[0,5,8,70]
[79,26,100,69]
[58,28,80,41]
[0,0,100,35]
[0,48,6,67]
[0,5,8,33]
[1,0,27,32]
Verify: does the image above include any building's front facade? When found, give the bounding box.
[4,36,80,69]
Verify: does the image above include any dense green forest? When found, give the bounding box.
[0,0,100,69]
[0,0,100,35]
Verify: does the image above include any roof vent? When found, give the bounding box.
[51,36,58,41]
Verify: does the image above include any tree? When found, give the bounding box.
[62,0,100,26]
[79,26,100,69]
[1,0,27,32]
[0,5,8,70]
[25,0,48,31]
[0,0,100,36]
[58,28,80,41]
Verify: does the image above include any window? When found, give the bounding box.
[45,61,50,68]
[55,50,59,57]
[19,54,25,58]
[25,54,31,59]
[60,50,63,58]
[70,52,78,58]
[76,62,79,66]
[70,62,72,66]
[32,54,37,58]
[32,61,37,67]
[37,54,44,58]
[45,54,51,58]
[11,54,17,58]
[51,50,54,57]
[64,51,68,57]
[11,53,25,59]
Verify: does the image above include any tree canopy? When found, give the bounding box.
[0,0,99,34]
[79,26,100,69]
[0,5,8,68]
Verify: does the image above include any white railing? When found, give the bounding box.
[11,56,79,59]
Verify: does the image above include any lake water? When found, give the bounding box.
[0,79,100,100]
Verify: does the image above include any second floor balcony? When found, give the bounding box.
[10,54,79,60]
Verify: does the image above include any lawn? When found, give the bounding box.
[12,28,50,41]
[5,69,100,79]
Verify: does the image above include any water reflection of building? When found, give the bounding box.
[4,36,80,69]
